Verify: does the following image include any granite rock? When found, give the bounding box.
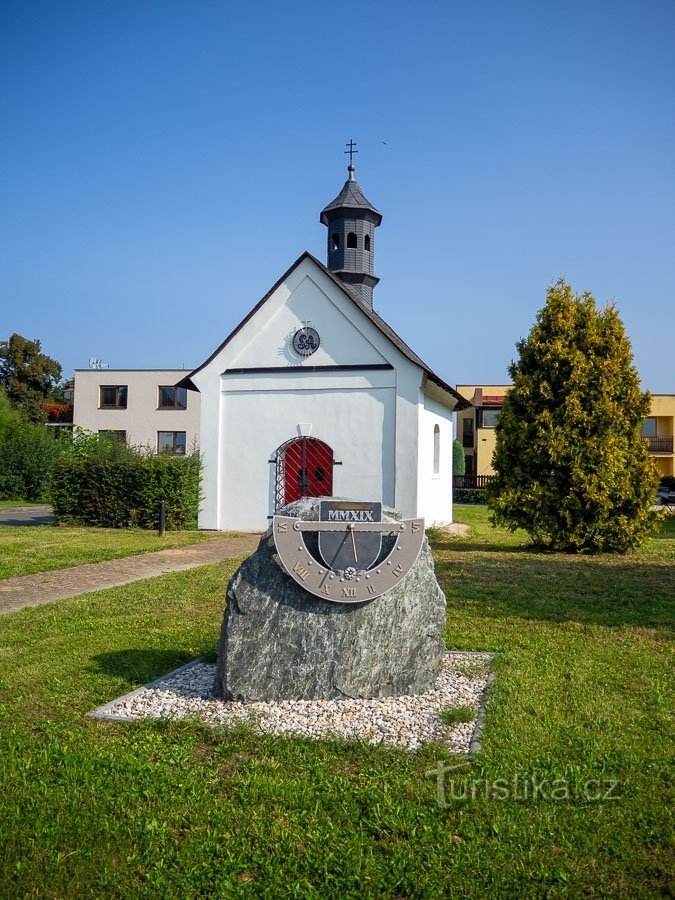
[213,498,447,701]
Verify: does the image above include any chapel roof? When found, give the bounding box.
[179,252,470,410]
[320,175,382,226]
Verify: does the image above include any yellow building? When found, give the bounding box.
[455,385,511,478]
[641,394,675,477]
[455,386,674,480]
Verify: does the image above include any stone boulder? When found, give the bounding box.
[213,498,447,701]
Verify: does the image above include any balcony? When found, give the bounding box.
[643,435,673,453]
[454,475,497,489]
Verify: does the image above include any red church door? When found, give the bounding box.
[275,437,334,509]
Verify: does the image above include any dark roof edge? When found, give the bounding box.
[180,250,469,409]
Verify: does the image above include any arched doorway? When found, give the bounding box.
[274,437,334,510]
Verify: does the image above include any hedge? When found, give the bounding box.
[453,487,488,505]
[51,453,201,529]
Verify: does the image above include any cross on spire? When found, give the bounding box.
[344,140,358,179]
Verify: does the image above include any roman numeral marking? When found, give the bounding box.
[293,561,309,581]
[392,564,403,578]
[321,583,331,596]
[276,520,287,533]
[412,521,421,533]
[366,583,376,595]
[341,587,356,598]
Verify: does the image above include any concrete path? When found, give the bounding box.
[0,505,55,527]
[0,534,261,616]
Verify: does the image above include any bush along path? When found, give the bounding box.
[0,533,261,616]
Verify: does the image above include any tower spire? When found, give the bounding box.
[320,143,382,308]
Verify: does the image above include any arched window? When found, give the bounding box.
[347,232,357,249]
[433,425,440,475]
[331,233,340,250]
[364,233,371,251]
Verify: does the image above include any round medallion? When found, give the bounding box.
[292,326,320,357]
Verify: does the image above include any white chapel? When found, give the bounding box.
[180,159,469,531]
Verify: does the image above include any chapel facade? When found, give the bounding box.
[182,162,468,531]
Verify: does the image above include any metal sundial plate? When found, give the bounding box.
[273,515,425,604]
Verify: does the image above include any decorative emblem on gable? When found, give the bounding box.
[273,500,424,603]
[292,325,320,357]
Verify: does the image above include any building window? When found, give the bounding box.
[479,408,500,428]
[98,430,126,442]
[158,431,187,455]
[433,424,440,475]
[331,233,340,250]
[364,234,371,251]
[158,386,187,410]
[347,232,357,249]
[462,417,474,448]
[99,385,127,409]
[641,417,657,437]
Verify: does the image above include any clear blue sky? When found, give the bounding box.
[2,0,674,390]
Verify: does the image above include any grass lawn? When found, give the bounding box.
[0,510,672,896]
[0,526,214,579]
[0,499,48,507]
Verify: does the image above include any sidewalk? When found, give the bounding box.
[0,534,261,616]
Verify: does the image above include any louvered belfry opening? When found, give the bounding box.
[274,437,334,510]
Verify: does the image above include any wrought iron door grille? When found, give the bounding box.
[274,437,334,511]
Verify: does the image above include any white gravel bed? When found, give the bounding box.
[93,651,493,752]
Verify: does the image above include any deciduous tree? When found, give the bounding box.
[487,279,659,552]
[0,333,62,423]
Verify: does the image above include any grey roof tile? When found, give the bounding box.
[320,178,382,225]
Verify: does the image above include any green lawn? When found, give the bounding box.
[0,511,672,896]
[0,526,213,579]
[0,499,47,507]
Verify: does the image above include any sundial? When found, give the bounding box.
[273,500,425,603]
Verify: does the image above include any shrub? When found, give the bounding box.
[453,439,466,476]
[0,389,63,500]
[659,475,675,492]
[454,487,487,504]
[51,438,201,529]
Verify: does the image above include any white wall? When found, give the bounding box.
[73,370,200,452]
[216,369,396,530]
[416,389,454,525]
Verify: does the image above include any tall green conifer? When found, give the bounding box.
[488,279,659,552]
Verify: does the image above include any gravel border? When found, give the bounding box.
[89,651,495,753]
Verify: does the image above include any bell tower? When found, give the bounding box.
[320,142,382,307]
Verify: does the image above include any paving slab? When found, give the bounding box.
[0,533,261,616]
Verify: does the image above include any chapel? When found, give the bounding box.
[181,158,468,531]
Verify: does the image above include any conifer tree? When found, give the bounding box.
[487,279,659,552]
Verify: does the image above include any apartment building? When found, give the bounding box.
[455,386,673,480]
[641,394,675,477]
[454,385,510,477]
[72,369,200,454]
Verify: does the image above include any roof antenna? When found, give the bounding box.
[344,139,358,180]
